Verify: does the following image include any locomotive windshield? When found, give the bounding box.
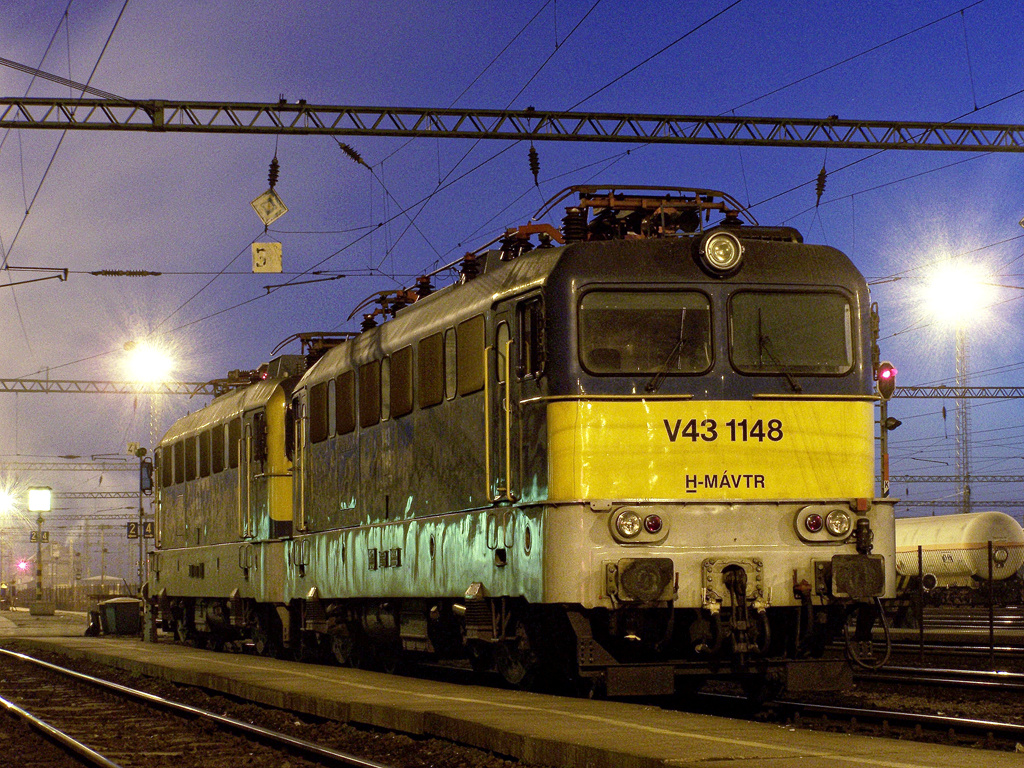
[579,291,711,374]
[729,291,853,375]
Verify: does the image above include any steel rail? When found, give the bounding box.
[776,698,1024,740]
[888,639,1024,656]
[858,665,1024,692]
[0,648,392,768]
[698,688,1024,741]
[3,97,1024,152]
[0,692,122,768]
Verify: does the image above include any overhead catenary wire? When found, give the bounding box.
[373,1,604,271]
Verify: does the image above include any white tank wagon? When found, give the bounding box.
[895,511,1024,588]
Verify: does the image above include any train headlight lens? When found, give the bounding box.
[805,513,824,533]
[825,510,852,537]
[699,231,743,275]
[615,510,642,538]
[994,547,1010,565]
[644,514,663,534]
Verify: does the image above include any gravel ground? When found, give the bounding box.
[0,640,535,768]
[4,639,1023,765]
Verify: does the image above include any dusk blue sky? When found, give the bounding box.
[3,0,1024,577]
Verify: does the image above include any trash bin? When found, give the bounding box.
[99,597,142,635]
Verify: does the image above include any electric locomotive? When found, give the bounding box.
[150,185,896,696]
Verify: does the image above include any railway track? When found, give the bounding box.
[859,665,1024,692]
[0,648,391,768]
[773,697,1024,750]
[692,688,1024,751]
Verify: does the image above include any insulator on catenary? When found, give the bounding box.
[815,165,827,207]
[528,145,540,186]
[561,207,588,243]
[90,270,162,277]
[268,156,280,189]
[338,142,370,169]
[460,253,480,282]
[415,275,433,298]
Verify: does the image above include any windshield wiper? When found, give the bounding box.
[645,336,688,393]
[758,333,802,393]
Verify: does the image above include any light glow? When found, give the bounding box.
[0,487,14,514]
[27,487,51,513]
[921,262,997,329]
[122,341,175,383]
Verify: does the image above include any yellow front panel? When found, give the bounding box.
[547,399,874,501]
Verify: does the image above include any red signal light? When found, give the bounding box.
[16,560,28,572]
[644,514,663,534]
[876,361,897,401]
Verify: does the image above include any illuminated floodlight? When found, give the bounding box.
[920,261,997,329]
[27,486,51,513]
[122,340,175,383]
[0,487,14,514]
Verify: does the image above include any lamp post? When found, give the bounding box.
[27,486,52,615]
[921,262,995,514]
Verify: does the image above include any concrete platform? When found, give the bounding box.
[3,635,1019,768]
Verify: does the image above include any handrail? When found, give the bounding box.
[483,345,493,501]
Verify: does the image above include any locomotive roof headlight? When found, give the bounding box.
[615,509,643,538]
[644,514,663,534]
[994,547,1010,565]
[699,231,744,276]
[825,510,852,537]
[804,513,824,533]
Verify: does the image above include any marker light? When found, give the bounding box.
[805,513,824,533]
[644,514,663,534]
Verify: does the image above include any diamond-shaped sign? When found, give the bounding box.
[251,188,288,227]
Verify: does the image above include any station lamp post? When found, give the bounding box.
[27,486,52,614]
[921,262,996,514]
[0,488,12,577]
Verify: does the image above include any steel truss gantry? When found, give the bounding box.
[52,491,140,500]
[3,98,1024,152]
[0,461,134,472]
[890,386,1024,398]
[0,377,217,396]
[891,475,1024,483]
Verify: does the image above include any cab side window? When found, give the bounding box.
[418,333,444,408]
[359,360,381,427]
[310,382,329,443]
[456,314,485,395]
[518,297,545,378]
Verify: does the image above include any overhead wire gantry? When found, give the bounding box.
[2,97,1024,152]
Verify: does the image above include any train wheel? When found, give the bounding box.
[181,625,207,649]
[251,610,282,658]
[740,673,784,706]
[467,642,494,675]
[329,625,355,666]
[495,622,538,688]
